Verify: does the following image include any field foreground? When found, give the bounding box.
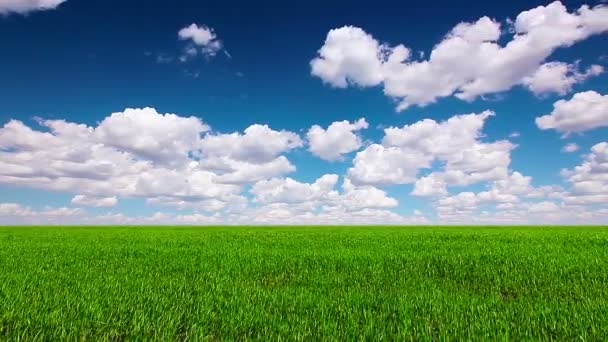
[1,226,607,340]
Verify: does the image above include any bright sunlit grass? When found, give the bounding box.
[1,226,607,340]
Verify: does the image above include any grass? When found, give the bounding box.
[1,226,607,340]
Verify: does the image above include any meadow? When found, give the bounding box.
[0,226,607,340]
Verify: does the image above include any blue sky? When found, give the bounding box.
[0,0,607,224]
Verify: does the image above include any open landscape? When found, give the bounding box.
[1,226,607,340]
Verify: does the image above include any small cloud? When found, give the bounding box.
[509,131,520,138]
[178,23,224,59]
[562,143,579,153]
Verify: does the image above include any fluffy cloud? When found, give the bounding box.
[523,62,603,96]
[0,107,300,210]
[95,107,209,166]
[311,27,386,88]
[0,0,66,14]
[251,175,398,212]
[307,118,368,161]
[350,110,515,191]
[197,124,302,183]
[429,144,604,224]
[311,2,608,111]
[199,124,302,164]
[434,175,571,224]
[178,23,223,58]
[560,142,608,204]
[536,91,608,133]
[435,172,560,215]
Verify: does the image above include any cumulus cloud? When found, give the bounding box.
[199,124,302,164]
[251,174,397,210]
[311,27,387,88]
[0,107,300,210]
[95,107,209,166]
[178,23,223,58]
[349,110,515,191]
[560,142,608,204]
[523,62,603,96]
[311,2,608,111]
[307,118,368,161]
[0,0,66,14]
[536,91,608,133]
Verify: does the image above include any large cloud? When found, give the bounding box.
[0,107,301,209]
[0,0,66,14]
[536,91,608,133]
[349,110,515,192]
[311,2,608,111]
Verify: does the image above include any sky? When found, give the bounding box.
[0,0,607,225]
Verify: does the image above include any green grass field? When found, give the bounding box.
[1,226,607,340]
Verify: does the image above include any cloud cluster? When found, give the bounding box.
[0,107,299,211]
[311,2,608,111]
[348,110,514,195]
[561,142,608,204]
[1,105,607,224]
[251,175,397,211]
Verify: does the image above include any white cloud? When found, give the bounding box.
[523,62,603,96]
[310,26,387,88]
[205,156,296,184]
[536,91,608,133]
[560,142,608,204]
[350,110,515,190]
[0,108,300,210]
[71,195,117,208]
[95,107,209,166]
[251,174,339,204]
[311,2,608,111]
[178,23,223,58]
[0,0,66,14]
[562,143,580,153]
[251,174,397,210]
[349,144,430,185]
[199,124,302,164]
[307,118,368,161]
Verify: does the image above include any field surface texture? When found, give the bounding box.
[1,226,607,340]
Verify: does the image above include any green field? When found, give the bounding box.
[1,226,607,340]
